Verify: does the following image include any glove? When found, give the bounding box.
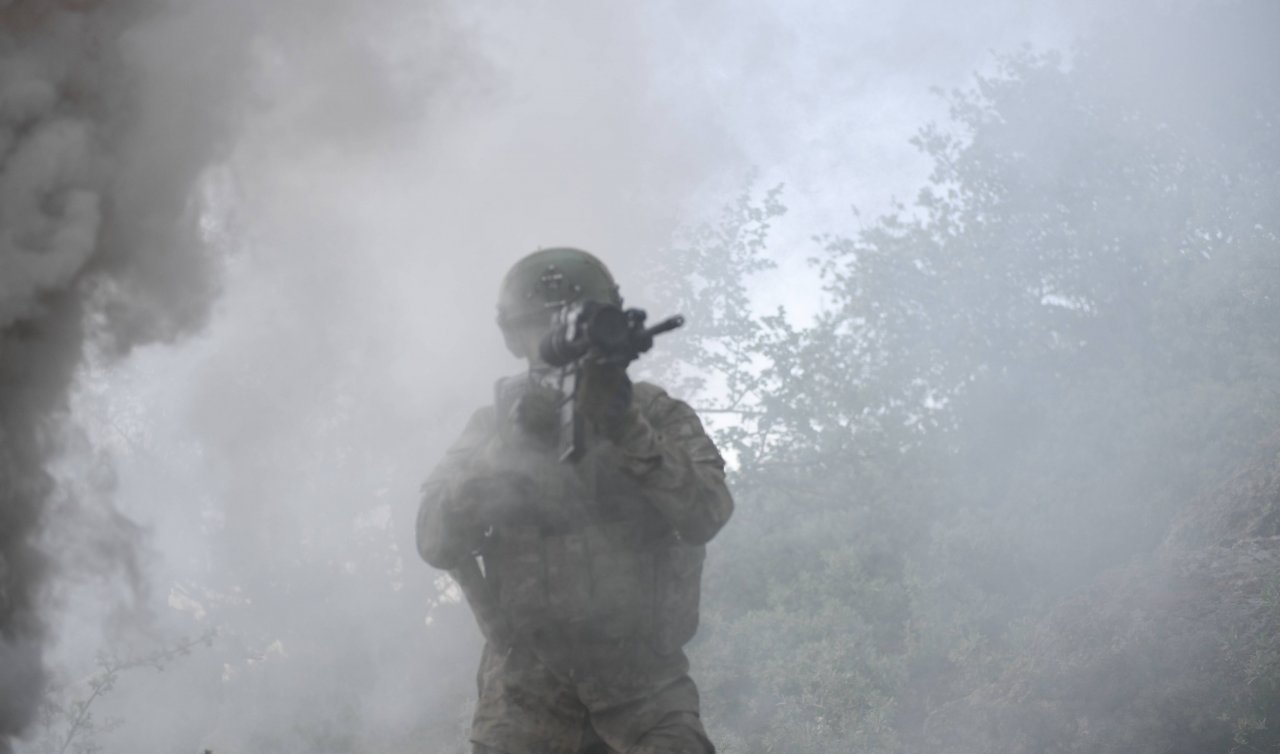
[451,474,530,528]
[452,473,574,532]
[578,359,636,442]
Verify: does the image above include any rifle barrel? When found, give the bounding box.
[642,315,685,339]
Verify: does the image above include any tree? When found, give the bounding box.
[649,1,1280,750]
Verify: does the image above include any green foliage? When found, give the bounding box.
[637,180,783,416]
[651,2,1280,751]
[31,632,214,754]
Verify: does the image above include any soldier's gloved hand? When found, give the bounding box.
[453,473,574,532]
[451,474,530,528]
[579,359,637,442]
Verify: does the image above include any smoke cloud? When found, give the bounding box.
[1,1,250,749]
[16,0,1259,752]
[5,0,745,750]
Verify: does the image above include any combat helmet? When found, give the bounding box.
[497,247,622,356]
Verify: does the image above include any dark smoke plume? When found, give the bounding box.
[0,1,243,748]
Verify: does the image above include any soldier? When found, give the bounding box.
[416,247,734,754]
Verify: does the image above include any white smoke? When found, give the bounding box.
[5,0,1117,751]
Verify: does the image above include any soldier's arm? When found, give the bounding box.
[611,383,734,544]
[416,406,497,570]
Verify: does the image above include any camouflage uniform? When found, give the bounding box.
[417,377,733,754]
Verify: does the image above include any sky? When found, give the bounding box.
[2,0,1112,750]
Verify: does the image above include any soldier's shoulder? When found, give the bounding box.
[466,403,498,427]
[633,381,698,423]
[450,404,498,448]
[633,380,674,407]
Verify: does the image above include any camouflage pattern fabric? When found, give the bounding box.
[470,641,713,753]
[417,381,732,753]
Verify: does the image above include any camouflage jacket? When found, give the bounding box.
[416,381,733,657]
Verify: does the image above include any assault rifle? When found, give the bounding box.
[537,301,683,462]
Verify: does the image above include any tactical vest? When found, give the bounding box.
[463,382,704,655]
